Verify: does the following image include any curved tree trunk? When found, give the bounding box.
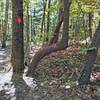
[78,21,100,85]
[27,42,68,76]
[48,0,63,45]
[27,0,70,76]
[48,15,63,45]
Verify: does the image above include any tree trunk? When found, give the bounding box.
[30,8,36,41]
[0,20,1,42]
[2,0,9,48]
[88,13,93,40]
[11,0,24,74]
[30,14,33,41]
[25,5,31,64]
[25,4,30,51]
[26,5,30,45]
[11,2,29,100]
[27,0,70,76]
[33,8,36,35]
[48,15,63,45]
[41,0,47,33]
[48,0,66,45]
[46,0,51,42]
[78,21,100,85]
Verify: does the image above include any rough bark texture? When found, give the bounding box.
[27,0,70,76]
[11,1,27,100]
[11,0,24,73]
[78,21,100,85]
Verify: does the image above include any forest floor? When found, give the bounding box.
[0,45,100,100]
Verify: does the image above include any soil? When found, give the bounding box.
[0,46,100,100]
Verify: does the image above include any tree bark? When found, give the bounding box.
[48,0,63,45]
[27,0,70,76]
[48,15,63,45]
[88,12,93,40]
[46,0,51,42]
[11,0,24,74]
[26,5,30,45]
[25,4,31,65]
[78,21,100,85]
[30,8,36,41]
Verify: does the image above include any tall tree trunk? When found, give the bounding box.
[33,8,36,35]
[46,0,51,42]
[2,0,9,48]
[41,0,47,33]
[30,14,33,41]
[11,0,24,74]
[25,5,30,63]
[0,20,1,42]
[7,23,9,35]
[48,0,63,45]
[30,8,36,42]
[0,20,1,33]
[78,21,100,85]
[88,13,93,40]
[11,2,29,100]
[26,5,30,45]
[25,4,30,49]
[27,0,70,76]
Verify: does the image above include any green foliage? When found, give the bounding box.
[66,80,76,88]
[76,47,97,55]
[46,2,63,13]
[88,47,97,51]
[96,87,100,95]
[50,56,70,66]
[46,5,57,13]
[76,47,87,55]
[74,0,100,13]
[24,0,30,5]
[59,74,68,81]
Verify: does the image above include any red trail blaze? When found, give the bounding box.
[16,16,22,24]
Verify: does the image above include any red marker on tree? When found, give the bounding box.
[16,16,22,24]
